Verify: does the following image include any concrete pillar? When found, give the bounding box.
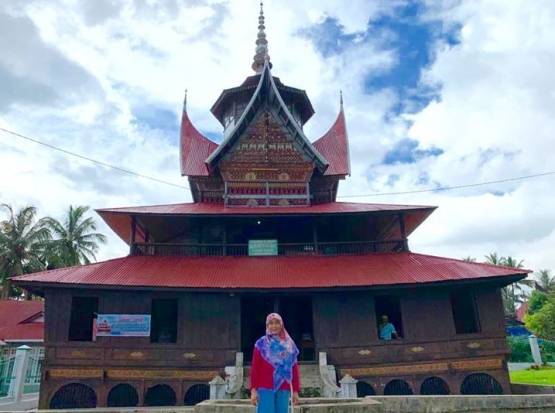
[9,345,31,401]
[209,376,226,400]
[529,335,542,366]
[339,375,358,398]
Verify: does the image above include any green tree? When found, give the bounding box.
[484,252,504,265]
[525,298,555,341]
[0,204,51,299]
[485,253,532,315]
[43,205,107,267]
[463,256,477,262]
[535,269,555,293]
[528,290,550,316]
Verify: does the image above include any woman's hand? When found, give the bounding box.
[250,388,258,406]
[292,391,300,405]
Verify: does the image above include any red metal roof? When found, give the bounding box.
[97,201,434,216]
[0,300,44,341]
[96,202,435,245]
[180,109,219,177]
[12,253,529,291]
[313,110,350,176]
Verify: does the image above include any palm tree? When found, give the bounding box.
[484,252,504,266]
[0,204,51,299]
[463,256,477,262]
[535,269,555,293]
[43,205,107,267]
[485,253,532,315]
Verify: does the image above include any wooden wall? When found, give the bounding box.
[41,283,511,408]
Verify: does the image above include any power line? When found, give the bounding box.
[0,126,190,191]
[337,171,555,198]
[1,126,552,198]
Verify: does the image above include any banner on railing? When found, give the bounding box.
[96,314,151,337]
[248,239,278,256]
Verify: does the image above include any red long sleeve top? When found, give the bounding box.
[249,347,300,392]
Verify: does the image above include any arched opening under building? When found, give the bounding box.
[356,381,376,397]
[420,377,450,395]
[184,384,210,406]
[460,373,503,395]
[144,384,177,407]
[384,379,413,395]
[49,383,97,409]
[107,383,139,407]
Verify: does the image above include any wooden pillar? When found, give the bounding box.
[399,213,409,251]
[130,215,137,255]
[313,219,319,254]
[222,221,227,256]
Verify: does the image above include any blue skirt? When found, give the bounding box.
[257,389,291,413]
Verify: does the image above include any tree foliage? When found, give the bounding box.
[43,205,107,267]
[525,298,555,341]
[0,203,106,299]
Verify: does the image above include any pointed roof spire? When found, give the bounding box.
[340,90,344,111]
[252,1,272,74]
[183,89,188,111]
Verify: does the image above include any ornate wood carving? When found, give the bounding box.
[49,369,104,379]
[343,362,449,377]
[106,369,219,380]
[56,347,102,360]
[341,357,504,378]
[451,358,503,371]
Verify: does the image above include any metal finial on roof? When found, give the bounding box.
[340,90,344,111]
[183,89,188,111]
[251,1,272,73]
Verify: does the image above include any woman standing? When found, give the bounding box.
[250,313,300,413]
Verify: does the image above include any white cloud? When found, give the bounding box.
[1,0,554,279]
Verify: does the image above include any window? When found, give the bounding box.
[374,295,403,339]
[68,297,98,341]
[450,291,481,334]
[150,298,178,343]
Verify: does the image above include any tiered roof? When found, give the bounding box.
[13,253,528,293]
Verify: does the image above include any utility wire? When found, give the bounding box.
[1,126,552,198]
[337,171,555,198]
[0,126,190,190]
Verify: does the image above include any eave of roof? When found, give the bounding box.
[96,201,436,245]
[180,110,219,177]
[12,252,530,293]
[313,109,350,176]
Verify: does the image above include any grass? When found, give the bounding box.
[510,366,555,385]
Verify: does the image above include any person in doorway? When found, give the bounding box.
[378,315,399,340]
[250,313,300,412]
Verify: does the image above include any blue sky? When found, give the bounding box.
[1,0,555,272]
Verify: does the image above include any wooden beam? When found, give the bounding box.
[130,215,137,255]
[399,213,409,251]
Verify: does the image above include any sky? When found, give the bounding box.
[1,0,555,276]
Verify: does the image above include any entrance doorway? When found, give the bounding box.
[241,295,314,362]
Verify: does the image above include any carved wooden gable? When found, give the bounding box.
[220,111,314,183]
[219,111,314,206]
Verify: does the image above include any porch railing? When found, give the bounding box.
[133,240,406,257]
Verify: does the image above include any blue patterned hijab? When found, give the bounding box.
[254,313,299,392]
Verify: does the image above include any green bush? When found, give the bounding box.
[507,336,534,362]
[506,336,555,363]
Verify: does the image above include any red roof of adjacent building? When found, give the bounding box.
[180,110,218,177]
[0,300,44,342]
[12,253,528,292]
[313,110,350,176]
[515,302,529,322]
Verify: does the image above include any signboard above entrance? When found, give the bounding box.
[248,239,278,256]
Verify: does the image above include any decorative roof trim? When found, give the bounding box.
[206,60,327,171]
